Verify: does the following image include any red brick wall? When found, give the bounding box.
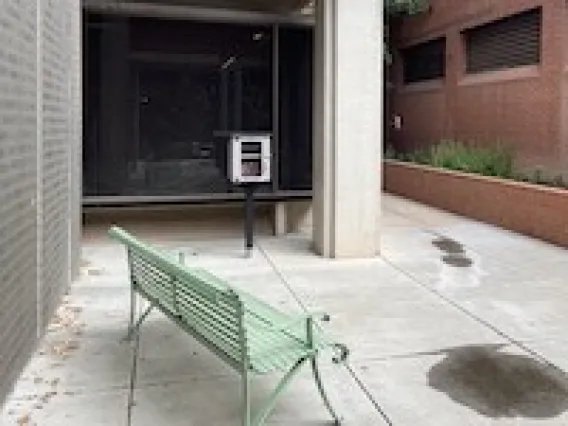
[384,161,568,247]
[560,5,568,174]
[390,0,568,173]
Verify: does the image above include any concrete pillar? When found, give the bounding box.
[272,200,313,236]
[273,202,288,236]
[312,0,383,258]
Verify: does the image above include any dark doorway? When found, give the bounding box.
[278,26,313,191]
[130,64,227,195]
[83,13,312,202]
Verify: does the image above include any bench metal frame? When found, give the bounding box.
[110,226,348,426]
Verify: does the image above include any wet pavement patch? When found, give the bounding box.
[432,237,465,254]
[442,254,473,268]
[432,237,473,268]
[428,345,568,419]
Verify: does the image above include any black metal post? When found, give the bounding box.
[244,184,256,257]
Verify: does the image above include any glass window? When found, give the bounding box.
[402,38,445,84]
[83,14,273,198]
[465,8,541,74]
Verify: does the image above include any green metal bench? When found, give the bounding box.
[108,226,349,426]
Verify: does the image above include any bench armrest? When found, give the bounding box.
[331,343,349,364]
[269,312,331,334]
[274,313,349,364]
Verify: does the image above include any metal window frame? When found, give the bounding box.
[464,7,542,74]
[83,190,312,207]
[82,7,314,205]
[82,1,315,26]
[401,37,446,84]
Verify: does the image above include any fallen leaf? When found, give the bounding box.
[17,414,30,426]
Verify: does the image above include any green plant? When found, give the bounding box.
[384,0,429,72]
[512,172,530,183]
[522,170,568,189]
[427,140,513,178]
[386,0,429,16]
[385,144,397,160]
[552,175,566,188]
[392,140,568,190]
[531,168,546,185]
[406,148,430,164]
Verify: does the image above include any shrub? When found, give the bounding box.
[392,140,567,189]
[385,144,397,160]
[406,148,430,165]
[393,140,513,178]
[428,140,513,178]
[552,175,566,188]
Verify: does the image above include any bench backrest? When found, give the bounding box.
[108,226,248,370]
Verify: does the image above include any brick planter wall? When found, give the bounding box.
[384,160,568,247]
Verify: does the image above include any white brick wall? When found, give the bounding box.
[0,0,81,404]
[69,0,83,281]
[40,0,72,329]
[0,0,40,402]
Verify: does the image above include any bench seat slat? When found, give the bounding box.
[175,298,242,350]
[239,294,333,373]
[132,258,241,324]
[136,278,244,362]
[134,275,175,309]
[137,284,244,362]
[109,226,348,426]
[111,227,233,298]
[175,295,240,338]
[109,226,339,375]
[175,281,240,318]
[179,315,241,361]
[132,255,237,307]
[245,319,330,373]
[135,285,244,370]
[134,293,244,363]
[175,292,240,334]
[132,260,175,300]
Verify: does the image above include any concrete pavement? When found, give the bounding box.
[2,194,568,425]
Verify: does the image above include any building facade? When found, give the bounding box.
[83,13,314,201]
[0,0,82,403]
[0,0,383,405]
[390,0,568,176]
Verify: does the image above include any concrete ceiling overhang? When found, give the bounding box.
[83,0,315,24]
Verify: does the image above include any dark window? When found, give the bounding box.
[278,26,313,191]
[83,15,273,198]
[402,38,445,84]
[465,8,541,74]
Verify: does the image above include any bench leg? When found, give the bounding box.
[305,317,342,424]
[127,319,141,425]
[242,373,251,426]
[128,286,136,338]
[125,303,154,342]
[251,357,309,426]
[311,356,342,424]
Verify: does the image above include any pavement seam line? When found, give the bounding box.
[381,253,568,376]
[383,203,567,372]
[383,202,560,275]
[257,242,395,426]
